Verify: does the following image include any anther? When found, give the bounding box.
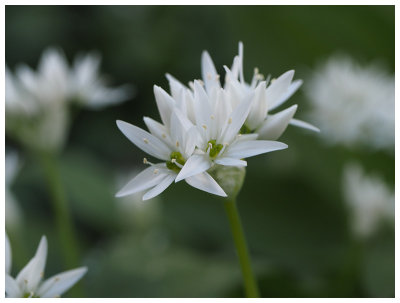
[228,118,232,124]
[162,133,166,138]
[210,115,215,120]
[143,138,149,144]
[202,124,207,130]
[207,73,212,80]
[254,67,259,74]
[215,74,220,80]
[143,158,148,164]
[55,277,60,282]
[176,141,180,147]
[154,169,159,174]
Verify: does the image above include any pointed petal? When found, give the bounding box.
[271,79,303,111]
[175,154,212,182]
[185,172,227,197]
[256,105,298,140]
[266,70,294,110]
[6,232,12,274]
[143,174,175,200]
[116,166,169,197]
[6,274,22,298]
[166,73,187,100]
[220,92,254,144]
[225,140,287,159]
[153,85,176,128]
[37,267,87,298]
[215,157,247,167]
[116,120,171,160]
[201,51,221,93]
[246,81,267,130]
[16,236,47,292]
[143,116,171,143]
[289,118,320,132]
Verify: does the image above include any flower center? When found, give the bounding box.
[166,151,186,173]
[207,139,224,159]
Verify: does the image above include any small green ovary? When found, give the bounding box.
[166,151,186,173]
[208,139,224,158]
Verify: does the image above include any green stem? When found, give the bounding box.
[37,151,82,296]
[224,198,260,298]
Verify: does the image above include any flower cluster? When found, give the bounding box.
[117,42,317,200]
[5,234,87,298]
[305,55,394,152]
[6,48,132,152]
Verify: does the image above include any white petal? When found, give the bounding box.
[143,174,175,200]
[185,172,227,197]
[266,70,294,110]
[175,154,212,182]
[193,80,212,126]
[116,165,169,197]
[166,73,187,100]
[5,232,12,274]
[37,267,87,298]
[246,81,267,130]
[256,105,298,140]
[16,236,47,292]
[183,127,200,158]
[153,85,176,129]
[271,79,303,111]
[224,140,287,159]
[143,116,171,143]
[6,274,22,297]
[201,51,221,93]
[220,92,254,144]
[215,157,247,167]
[236,133,259,142]
[116,120,171,160]
[289,118,320,132]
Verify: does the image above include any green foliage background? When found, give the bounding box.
[5,5,394,298]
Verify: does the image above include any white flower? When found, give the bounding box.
[116,88,227,200]
[5,151,22,229]
[5,234,87,298]
[70,52,132,109]
[202,42,319,141]
[6,47,132,152]
[343,163,394,239]
[305,55,394,151]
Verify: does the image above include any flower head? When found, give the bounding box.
[305,55,394,151]
[5,234,87,298]
[343,163,394,239]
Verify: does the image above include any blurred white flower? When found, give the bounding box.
[343,163,394,239]
[6,47,132,152]
[70,52,132,109]
[5,234,87,298]
[305,55,394,151]
[5,151,22,229]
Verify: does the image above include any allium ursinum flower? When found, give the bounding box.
[343,163,395,239]
[6,47,132,152]
[5,151,22,229]
[201,42,319,140]
[305,55,394,151]
[5,234,87,298]
[173,80,288,182]
[116,91,227,200]
[70,52,132,109]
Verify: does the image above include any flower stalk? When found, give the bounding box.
[37,151,80,272]
[223,198,260,298]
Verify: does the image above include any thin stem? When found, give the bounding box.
[36,150,82,296]
[223,198,260,298]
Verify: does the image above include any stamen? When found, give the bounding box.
[143,138,149,144]
[207,73,212,80]
[215,74,220,80]
[55,277,60,282]
[202,124,207,130]
[228,118,232,124]
[154,169,159,174]
[143,158,148,164]
[176,141,180,147]
[162,133,167,138]
[198,79,204,86]
[171,159,183,168]
[210,115,215,120]
[254,67,259,74]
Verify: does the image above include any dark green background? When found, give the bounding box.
[5,6,394,297]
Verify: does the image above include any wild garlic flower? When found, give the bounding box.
[343,163,395,239]
[305,55,394,151]
[6,47,132,152]
[201,42,319,140]
[5,234,87,298]
[5,151,22,229]
[116,90,227,200]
